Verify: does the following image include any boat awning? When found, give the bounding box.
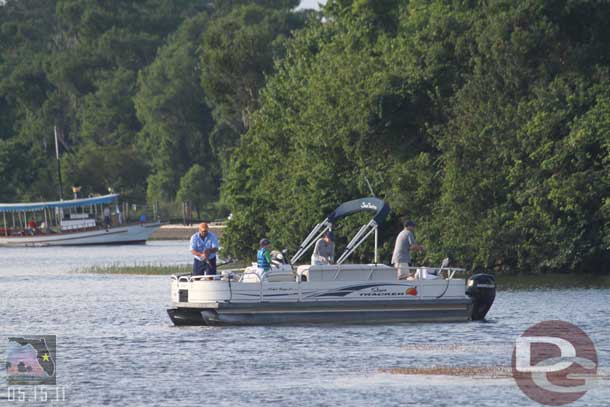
[326,197,390,225]
[0,194,120,213]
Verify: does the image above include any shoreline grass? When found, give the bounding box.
[77,264,191,275]
[76,261,247,275]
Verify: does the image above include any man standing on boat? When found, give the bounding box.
[190,222,219,275]
[392,220,424,279]
[311,231,335,265]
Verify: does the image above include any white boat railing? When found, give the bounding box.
[402,266,465,280]
[172,265,466,283]
[171,264,468,305]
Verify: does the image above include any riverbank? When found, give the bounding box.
[149,223,225,240]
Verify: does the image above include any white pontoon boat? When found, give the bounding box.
[167,198,495,326]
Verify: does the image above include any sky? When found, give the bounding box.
[298,0,327,10]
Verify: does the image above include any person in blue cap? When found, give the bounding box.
[257,238,273,274]
[311,230,335,265]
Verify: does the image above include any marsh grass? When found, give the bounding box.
[78,261,247,275]
[78,264,191,275]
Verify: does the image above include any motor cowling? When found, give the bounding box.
[466,274,496,320]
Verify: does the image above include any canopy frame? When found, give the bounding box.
[290,197,390,265]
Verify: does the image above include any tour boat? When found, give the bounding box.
[167,198,496,326]
[0,194,160,247]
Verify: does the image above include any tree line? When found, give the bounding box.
[1,0,609,273]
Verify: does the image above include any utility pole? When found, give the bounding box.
[54,126,64,201]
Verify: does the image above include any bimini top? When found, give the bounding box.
[290,197,391,265]
[0,194,120,213]
[325,197,390,226]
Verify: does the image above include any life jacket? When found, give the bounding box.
[257,248,270,270]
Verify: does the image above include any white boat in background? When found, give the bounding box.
[167,198,496,326]
[0,194,160,247]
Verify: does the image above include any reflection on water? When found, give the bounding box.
[1,242,609,406]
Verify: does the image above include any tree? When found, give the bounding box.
[135,12,215,203]
[176,164,217,218]
[200,2,307,171]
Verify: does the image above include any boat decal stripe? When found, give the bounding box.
[308,283,416,298]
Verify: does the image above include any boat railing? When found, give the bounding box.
[171,265,467,304]
[404,266,465,280]
[238,271,265,301]
[172,265,466,284]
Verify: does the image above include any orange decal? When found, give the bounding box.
[406,287,417,296]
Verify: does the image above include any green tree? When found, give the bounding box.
[135,12,215,203]
[176,164,217,218]
[200,3,307,169]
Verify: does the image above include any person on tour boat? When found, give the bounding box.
[27,218,38,235]
[103,206,111,228]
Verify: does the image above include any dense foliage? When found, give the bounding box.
[1,0,609,273]
[221,0,610,273]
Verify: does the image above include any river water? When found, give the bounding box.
[0,241,608,406]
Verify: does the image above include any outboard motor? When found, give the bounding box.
[270,250,288,266]
[466,274,496,320]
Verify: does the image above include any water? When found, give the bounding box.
[1,242,609,406]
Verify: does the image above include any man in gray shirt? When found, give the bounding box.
[392,220,424,279]
[311,231,335,265]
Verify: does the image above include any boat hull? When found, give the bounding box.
[167,299,473,326]
[0,222,160,247]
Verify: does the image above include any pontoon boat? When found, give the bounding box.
[167,198,495,325]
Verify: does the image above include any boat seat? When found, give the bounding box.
[297,264,396,282]
[264,270,296,282]
[241,266,296,283]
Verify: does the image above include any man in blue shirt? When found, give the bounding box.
[190,223,219,275]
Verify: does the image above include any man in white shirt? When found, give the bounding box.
[103,206,111,229]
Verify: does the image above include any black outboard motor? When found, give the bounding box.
[466,274,496,320]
